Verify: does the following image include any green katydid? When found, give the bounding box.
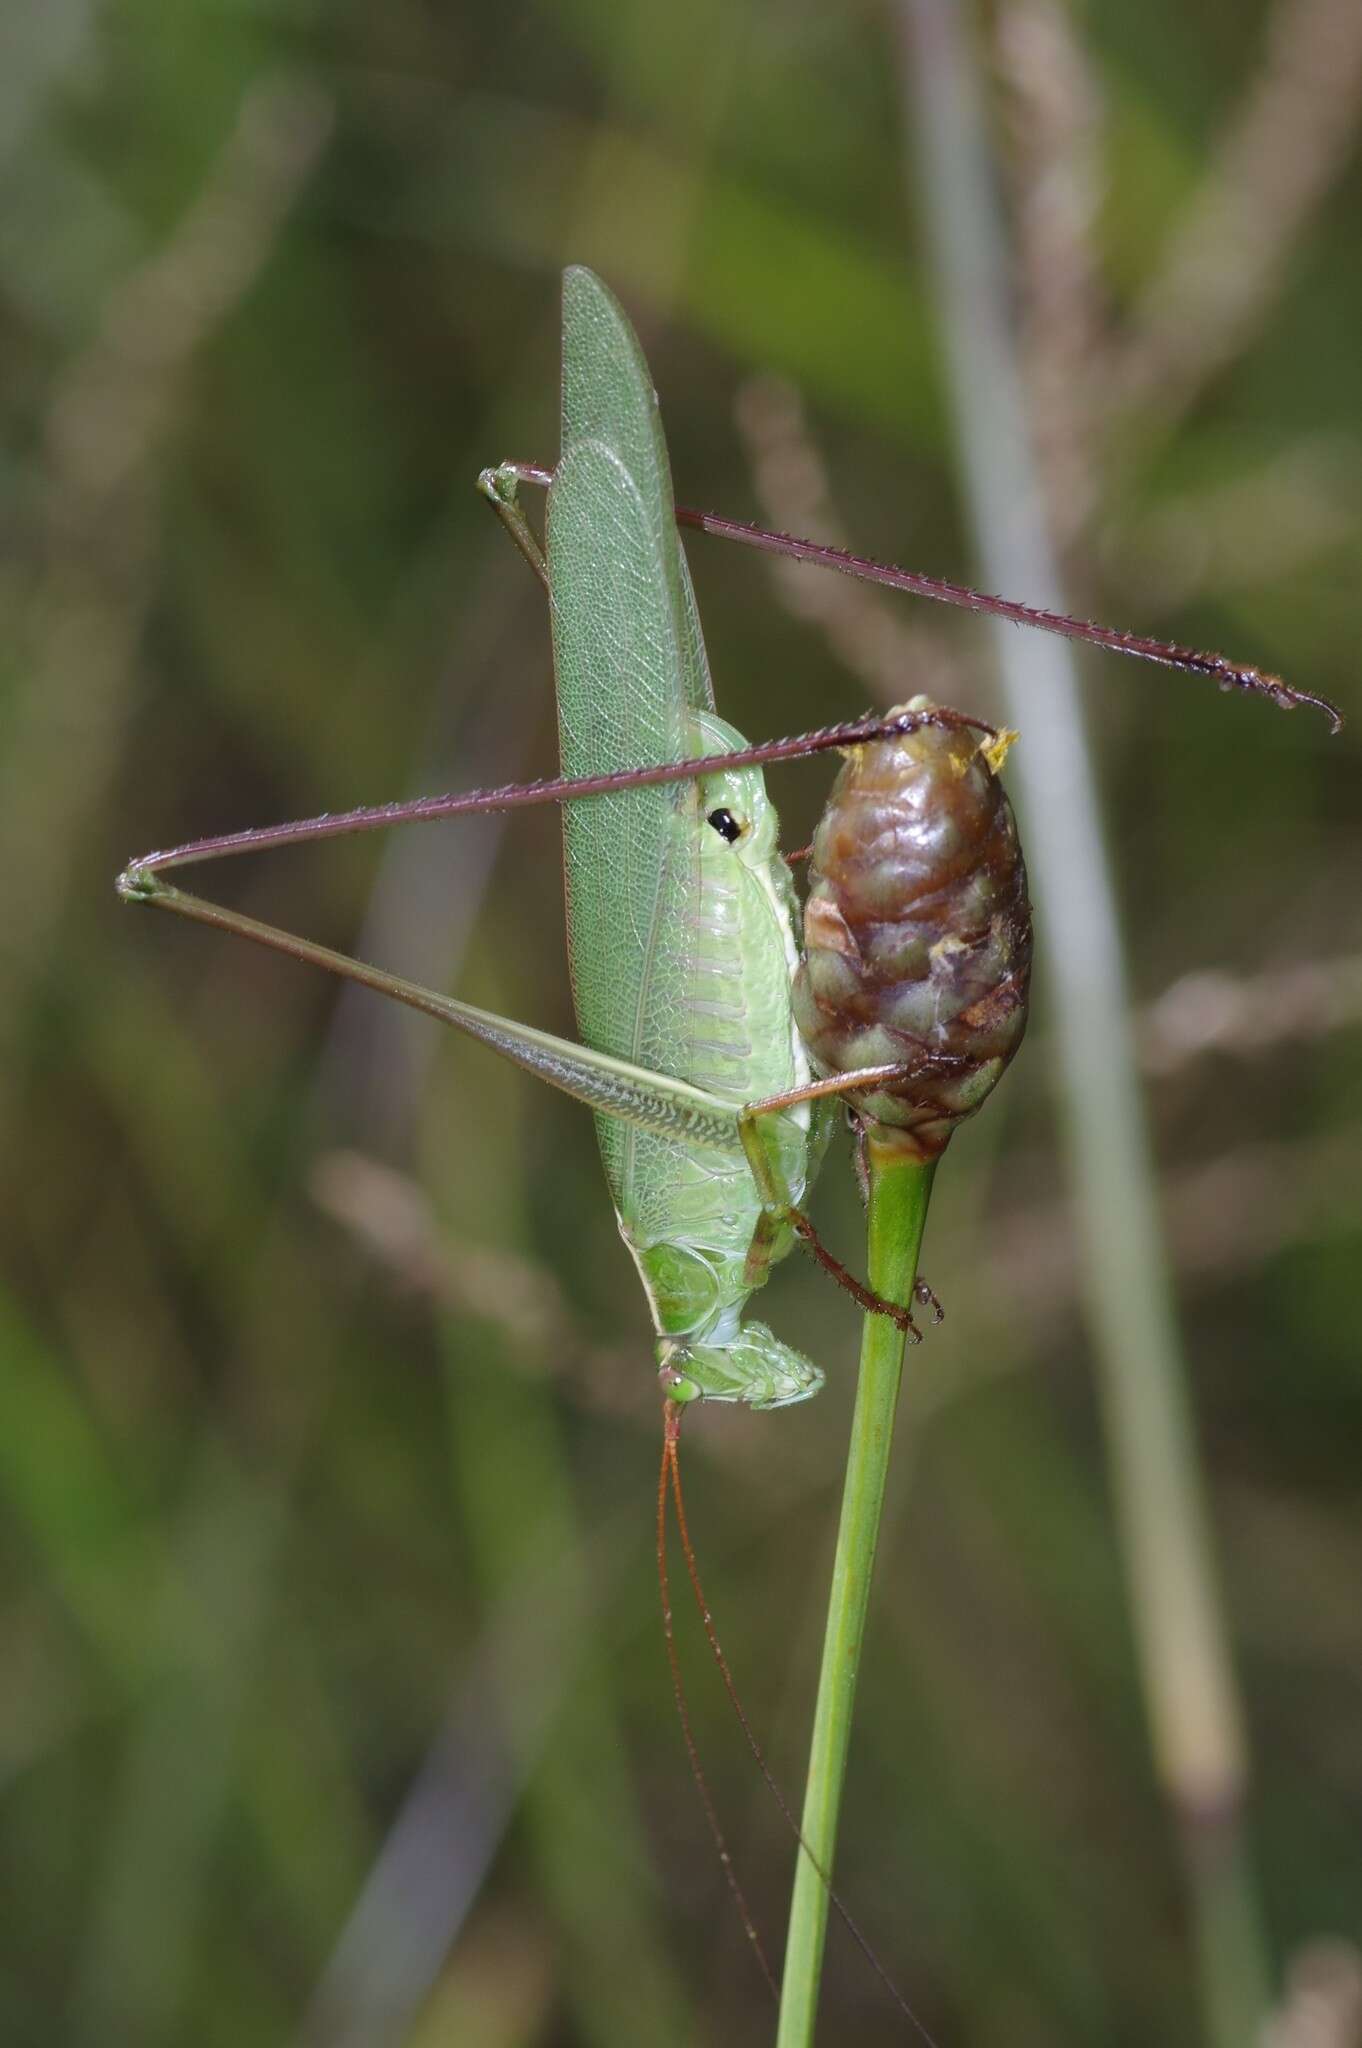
[118,262,1340,2030]
[117,266,1334,1414]
[114,261,1025,2033]
[117,269,992,1415]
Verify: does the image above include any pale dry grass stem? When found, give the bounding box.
[895,3,1272,2038]
[1110,0,1362,437]
[1262,1940,1362,2048]
[732,372,966,710]
[995,0,1107,554]
[1,73,331,1131]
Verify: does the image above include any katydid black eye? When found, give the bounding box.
[707,807,743,843]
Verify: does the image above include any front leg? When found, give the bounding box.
[735,1100,922,1342]
[849,1113,943,1323]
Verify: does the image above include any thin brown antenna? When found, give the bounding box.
[663,1406,943,2046]
[657,1402,778,2000]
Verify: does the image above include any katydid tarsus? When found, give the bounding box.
[118,265,1339,2017]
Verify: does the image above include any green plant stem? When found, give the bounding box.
[777,1147,936,2048]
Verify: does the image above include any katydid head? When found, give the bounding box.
[658,1323,824,1411]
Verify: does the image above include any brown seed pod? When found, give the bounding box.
[792,697,1032,1161]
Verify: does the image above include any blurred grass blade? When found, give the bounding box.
[895,5,1268,2041]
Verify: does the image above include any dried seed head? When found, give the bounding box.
[792,698,1032,1160]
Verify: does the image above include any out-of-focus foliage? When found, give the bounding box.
[3,3,1360,2045]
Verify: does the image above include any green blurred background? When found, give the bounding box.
[4,2,1360,2044]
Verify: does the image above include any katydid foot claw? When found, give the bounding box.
[914,1276,944,1324]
